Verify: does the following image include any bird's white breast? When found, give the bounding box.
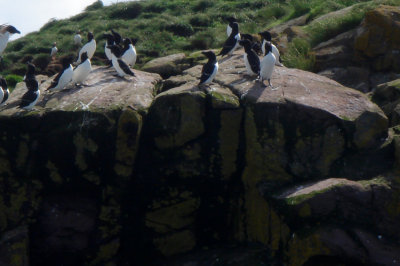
[260,53,276,80]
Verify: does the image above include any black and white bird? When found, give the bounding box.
[219,22,240,57]
[0,25,20,56]
[76,32,96,64]
[0,78,9,105]
[107,45,135,77]
[74,30,82,46]
[111,29,122,45]
[241,33,262,55]
[259,31,283,66]
[260,42,276,87]
[72,52,92,85]
[226,17,238,37]
[103,33,115,62]
[20,63,40,110]
[50,42,58,58]
[239,39,260,77]
[121,38,137,67]
[199,51,218,86]
[46,56,73,91]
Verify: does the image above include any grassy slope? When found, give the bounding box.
[1,0,399,85]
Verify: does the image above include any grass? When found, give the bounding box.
[0,0,399,80]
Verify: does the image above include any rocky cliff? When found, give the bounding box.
[1,6,400,266]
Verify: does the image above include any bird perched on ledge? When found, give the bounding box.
[107,45,135,77]
[0,77,9,106]
[0,24,20,56]
[219,22,240,57]
[199,50,218,86]
[20,62,40,110]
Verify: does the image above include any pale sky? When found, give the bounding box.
[0,0,133,39]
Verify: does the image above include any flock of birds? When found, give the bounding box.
[0,16,282,111]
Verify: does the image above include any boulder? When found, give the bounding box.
[0,66,161,265]
[142,53,190,78]
[354,5,400,71]
[372,79,400,126]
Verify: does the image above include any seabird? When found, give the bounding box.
[76,32,96,64]
[46,56,73,91]
[103,33,115,62]
[241,33,262,55]
[121,38,137,67]
[107,45,135,77]
[199,51,218,86]
[259,31,283,66]
[50,42,58,58]
[20,63,40,110]
[111,29,122,45]
[0,78,9,105]
[259,42,276,87]
[239,39,260,77]
[72,52,92,85]
[74,30,82,46]
[219,22,240,57]
[0,25,20,56]
[226,17,238,37]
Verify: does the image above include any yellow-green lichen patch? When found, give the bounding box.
[153,229,196,257]
[46,161,63,184]
[146,193,200,234]
[114,108,142,178]
[98,202,121,239]
[83,172,101,185]
[90,239,120,266]
[298,204,312,218]
[73,133,98,171]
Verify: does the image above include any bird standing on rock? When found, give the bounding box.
[20,62,40,110]
[72,52,92,86]
[199,51,218,86]
[226,17,238,37]
[239,39,260,77]
[259,31,283,67]
[50,42,58,58]
[260,42,276,88]
[0,77,9,106]
[107,45,135,78]
[47,56,73,91]
[74,30,82,46]
[103,33,115,63]
[76,32,96,64]
[0,25,20,56]
[121,38,137,67]
[219,22,240,57]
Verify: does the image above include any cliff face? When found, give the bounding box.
[0,49,399,266]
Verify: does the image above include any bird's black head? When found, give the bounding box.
[103,33,115,45]
[111,29,122,44]
[6,25,20,34]
[263,42,272,55]
[107,45,122,57]
[259,31,272,42]
[87,32,94,41]
[227,16,237,23]
[131,38,138,46]
[0,78,7,90]
[231,22,239,34]
[123,38,132,46]
[61,55,73,68]
[239,39,252,49]
[241,34,254,42]
[80,52,89,62]
[202,50,216,61]
[26,62,36,75]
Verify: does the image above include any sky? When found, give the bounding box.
[0,0,133,39]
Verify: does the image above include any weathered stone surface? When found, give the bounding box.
[354,5,400,71]
[142,53,189,78]
[0,66,161,265]
[372,79,400,126]
[318,66,370,92]
[0,226,29,266]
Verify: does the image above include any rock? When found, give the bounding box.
[0,226,29,266]
[318,66,370,92]
[354,5,400,71]
[142,53,189,78]
[270,14,309,36]
[313,29,358,71]
[372,79,400,126]
[0,66,161,265]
